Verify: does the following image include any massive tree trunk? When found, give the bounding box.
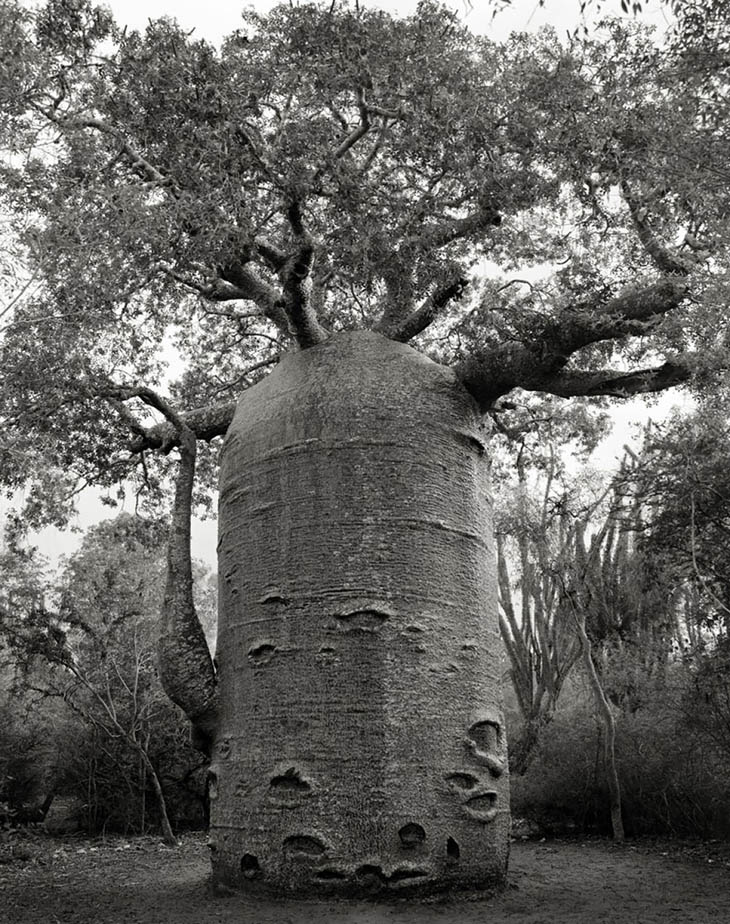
[210,330,510,896]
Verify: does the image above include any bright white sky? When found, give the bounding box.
[19,0,682,568]
[102,0,673,43]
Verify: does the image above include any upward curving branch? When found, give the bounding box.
[158,423,219,755]
[215,261,290,335]
[333,86,371,159]
[620,180,692,277]
[37,110,182,197]
[373,199,502,335]
[279,199,330,349]
[384,276,470,343]
[109,386,219,754]
[534,361,693,399]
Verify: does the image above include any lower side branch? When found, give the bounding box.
[158,428,219,754]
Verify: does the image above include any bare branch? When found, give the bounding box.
[161,265,239,302]
[455,278,689,408]
[162,262,290,335]
[414,200,502,251]
[528,359,694,399]
[100,386,221,750]
[0,270,40,323]
[334,86,371,159]
[233,123,279,181]
[127,400,237,454]
[157,419,219,753]
[39,109,181,196]
[254,238,287,272]
[208,354,280,399]
[104,397,147,440]
[200,304,266,322]
[373,198,501,335]
[383,276,469,342]
[359,118,390,175]
[553,279,689,352]
[100,384,188,433]
[279,199,329,349]
[327,102,349,132]
[41,109,290,306]
[216,261,290,333]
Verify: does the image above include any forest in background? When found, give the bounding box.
[2,400,730,845]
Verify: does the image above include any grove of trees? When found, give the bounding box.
[0,515,215,840]
[497,408,730,843]
[1,0,729,898]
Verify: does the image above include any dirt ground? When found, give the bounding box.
[2,831,729,924]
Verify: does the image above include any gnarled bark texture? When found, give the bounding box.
[211,331,509,896]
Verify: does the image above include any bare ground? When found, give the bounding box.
[2,831,729,924]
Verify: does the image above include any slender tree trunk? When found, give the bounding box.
[576,617,625,842]
[138,749,176,847]
[212,331,509,896]
[140,739,147,834]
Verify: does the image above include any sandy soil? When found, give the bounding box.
[2,831,729,924]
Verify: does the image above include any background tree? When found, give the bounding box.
[627,410,730,623]
[1,515,211,841]
[0,544,66,825]
[624,410,730,763]
[1,0,729,896]
[506,418,730,840]
[495,450,583,775]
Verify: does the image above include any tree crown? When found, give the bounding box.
[1,0,728,520]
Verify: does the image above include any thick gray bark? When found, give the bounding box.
[125,275,691,457]
[211,331,509,896]
[158,430,219,753]
[455,280,689,409]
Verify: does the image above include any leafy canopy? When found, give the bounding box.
[0,0,728,522]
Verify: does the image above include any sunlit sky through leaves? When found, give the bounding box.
[100,0,673,44]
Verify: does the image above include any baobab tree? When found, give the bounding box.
[1,0,728,897]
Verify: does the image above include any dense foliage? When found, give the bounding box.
[0,515,213,837]
[0,0,728,524]
[499,415,730,839]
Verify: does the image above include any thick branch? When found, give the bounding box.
[216,261,290,334]
[163,261,289,334]
[455,279,688,408]
[254,238,288,272]
[374,201,501,334]
[157,427,219,754]
[370,264,416,335]
[95,383,219,748]
[279,200,329,349]
[127,400,237,454]
[620,180,691,276]
[99,385,188,431]
[524,359,693,399]
[383,276,469,342]
[415,200,502,251]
